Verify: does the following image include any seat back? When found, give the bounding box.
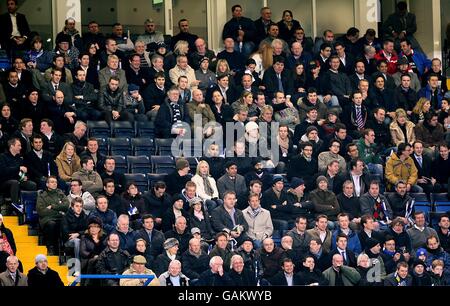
[111,155,128,174]
[131,138,155,156]
[147,173,169,188]
[109,137,132,156]
[21,191,39,227]
[87,120,110,138]
[155,138,175,156]
[111,121,134,138]
[124,173,148,193]
[135,121,155,138]
[150,155,175,174]
[127,156,151,174]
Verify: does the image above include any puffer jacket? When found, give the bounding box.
[385,153,418,188]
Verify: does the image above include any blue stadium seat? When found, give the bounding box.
[432,193,450,213]
[97,137,108,155]
[185,157,199,173]
[131,138,154,156]
[124,173,148,193]
[410,192,433,214]
[135,121,155,138]
[87,120,110,138]
[111,121,134,138]
[109,137,132,156]
[111,155,127,174]
[147,173,168,188]
[127,156,151,174]
[20,190,39,227]
[155,138,174,156]
[150,155,175,174]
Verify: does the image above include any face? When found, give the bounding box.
[1,105,11,118]
[375,77,385,89]
[397,266,409,279]
[72,202,83,215]
[128,184,138,196]
[396,183,407,196]
[65,144,75,157]
[7,72,19,84]
[279,126,288,139]
[178,77,188,89]
[88,23,99,34]
[359,81,369,93]
[274,181,284,192]
[232,257,245,273]
[108,58,119,70]
[358,256,370,268]
[415,213,426,227]
[6,258,19,273]
[365,131,376,144]
[431,60,441,72]
[249,196,260,210]
[348,145,359,159]
[440,146,449,159]
[325,31,334,42]
[375,109,386,122]
[261,8,271,21]
[295,64,304,76]
[218,75,229,88]
[262,110,273,122]
[296,218,307,231]
[175,217,187,232]
[343,183,354,196]
[47,178,58,190]
[9,140,21,155]
[335,45,345,57]
[224,38,234,49]
[428,237,439,250]
[295,29,305,39]
[309,240,321,253]
[250,183,262,194]
[223,194,237,210]
[330,142,340,154]
[211,259,223,273]
[108,79,120,91]
[263,239,274,252]
[242,75,252,88]
[273,62,284,74]
[174,199,184,211]
[328,162,339,175]
[104,182,115,196]
[118,218,129,232]
[318,180,328,191]
[355,62,365,74]
[303,146,313,158]
[52,70,62,84]
[321,47,332,58]
[307,110,318,121]
[177,57,188,70]
[83,160,94,171]
[282,261,295,274]
[179,21,189,33]
[274,92,285,104]
[337,238,347,250]
[130,56,141,69]
[31,137,43,151]
[303,257,315,270]
[338,216,350,229]
[70,180,82,194]
[273,43,283,55]
[317,218,327,231]
[195,39,206,53]
[89,223,101,236]
[217,236,228,249]
[439,217,449,230]
[169,262,182,276]
[136,240,146,253]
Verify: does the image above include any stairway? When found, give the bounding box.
[3,216,74,286]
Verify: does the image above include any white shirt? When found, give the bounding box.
[284,272,293,286]
[169,275,181,286]
[10,13,20,37]
[319,231,326,242]
[351,173,362,197]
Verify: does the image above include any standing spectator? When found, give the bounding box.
[0,0,30,58]
[222,5,256,58]
[277,10,301,42]
[82,21,106,51]
[171,19,198,53]
[253,7,273,46]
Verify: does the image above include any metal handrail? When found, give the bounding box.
[70,274,155,287]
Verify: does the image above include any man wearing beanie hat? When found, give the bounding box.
[308,175,341,221]
[55,33,79,70]
[410,258,432,286]
[161,195,189,233]
[123,82,147,121]
[194,58,216,93]
[361,237,387,281]
[154,238,181,276]
[287,177,314,221]
[164,158,191,196]
[120,255,160,286]
[26,254,64,287]
[261,175,292,231]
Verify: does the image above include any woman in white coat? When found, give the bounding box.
[191,160,223,214]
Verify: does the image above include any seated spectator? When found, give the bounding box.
[0,103,18,137]
[384,261,412,286]
[120,255,159,286]
[242,193,273,249]
[142,181,172,228]
[196,256,233,286]
[418,73,443,111]
[135,214,165,257]
[331,213,362,255]
[96,232,131,286]
[47,90,77,134]
[98,76,132,124]
[25,35,53,72]
[36,176,69,255]
[411,97,432,125]
[27,254,64,287]
[112,214,137,255]
[209,232,234,272]
[381,235,408,275]
[158,259,189,286]
[101,179,126,217]
[366,108,392,154]
[191,160,221,213]
[414,112,445,157]
[101,157,126,195]
[89,195,118,235]
[79,217,106,283]
[188,197,214,242]
[344,159,371,198]
[0,138,37,213]
[437,215,450,254]
[424,236,450,276]
[261,176,293,231]
[421,58,447,93]
[217,161,247,200]
[406,211,438,253]
[168,55,198,90]
[370,74,397,116]
[72,156,103,196]
[339,181,362,224]
[306,238,331,272]
[98,55,127,92]
[410,258,432,286]
[431,144,450,192]
[356,128,384,177]
[384,218,412,259]
[306,215,333,253]
[392,57,421,92]
[393,74,418,114]
[134,238,154,270]
[272,91,300,131]
[62,197,88,259]
[4,71,27,117]
[320,55,352,109]
[11,118,37,157]
[124,53,151,89]
[154,238,181,276]
[287,142,318,192]
[120,182,146,229]
[0,256,27,286]
[71,68,101,122]
[329,234,357,268]
[385,143,420,192]
[341,91,369,139]
[386,181,415,223]
[64,120,88,155]
[190,38,217,71]
[294,107,325,145]
[225,254,256,286]
[360,181,393,230]
[361,238,387,281]
[165,216,191,256]
[24,134,60,190]
[161,197,189,234]
[318,139,347,174]
[182,237,210,284]
[358,214,385,251]
[297,255,329,286]
[142,71,167,121]
[187,89,215,135]
[430,259,448,286]
[309,176,341,223]
[43,54,74,85]
[75,52,100,89]
[41,68,74,107]
[262,56,294,101]
[258,237,284,280]
[412,141,441,194]
[0,215,16,257]
[164,158,191,196]
[40,119,64,158]
[269,257,302,286]
[55,141,81,182]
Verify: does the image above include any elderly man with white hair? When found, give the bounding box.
[120,255,160,286]
[158,259,190,286]
[26,254,64,287]
[226,254,257,286]
[196,256,233,286]
[112,214,137,255]
[0,256,27,286]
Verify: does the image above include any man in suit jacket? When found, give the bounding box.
[262,56,294,100]
[135,214,166,257]
[349,60,370,92]
[0,0,30,57]
[412,140,441,194]
[217,161,247,200]
[0,256,27,286]
[41,69,74,105]
[344,159,371,198]
[341,91,369,139]
[253,7,273,46]
[329,234,357,268]
[211,191,248,246]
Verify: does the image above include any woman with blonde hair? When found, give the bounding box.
[55,142,81,182]
[191,160,222,212]
[250,43,273,79]
[390,108,416,146]
[411,97,432,124]
[173,40,189,57]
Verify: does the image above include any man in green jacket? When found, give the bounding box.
[36,176,69,255]
[356,129,383,177]
[322,254,361,286]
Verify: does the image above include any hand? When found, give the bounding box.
[75,95,83,100]
[152,105,160,111]
[20,166,28,173]
[352,217,361,224]
[46,205,52,210]
[155,218,162,224]
[218,265,224,276]
[192,80,201,86]
[69,233,79,240]
[399,32,406,39]
[198,103,206,109]
[286,101,294,108]
[238,30,245,37]
[417,178,427,184]
[14,37,26,45]
[387,111,396,118]
[393,253,401,261]
[406,184,411,192]
[431,178,436,185]
[230,231,240,238]
[112,111,120,120]
[293,203,301,207]
[323,95,332,103]
[271,205,277,209]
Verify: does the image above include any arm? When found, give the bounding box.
[384,160,399,185]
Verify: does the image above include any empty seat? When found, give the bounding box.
[109,137,132,156]
[127,156,151,174]
[87,120,110,138]
[432,193,450,213]
[111,155,127,174]
[111,121,134,138]
[21,190,39,227]
[97,137,108,155]
[131,138,154,156]
[124,173,148,193]
[147,173,168,188]
[410,192,431,204]
[150,155,175,174]
[135,121,155,138]
[155,138,175,156]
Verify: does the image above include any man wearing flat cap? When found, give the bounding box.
[120,255,160,286]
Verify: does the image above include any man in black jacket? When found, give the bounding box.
[262,56,294,100]
[269,258,302,286]
[386,180,415,223]
[211,191,248,246]
[261,176,292,232]
[412,140,440,194]
[222,5,256,58]
[61,197,88,259]
[164,216,191,255]
[64,121,88,155]
[40,119,64,158]
[80,138,106,175]
[328,234,357,268]
[154,86,190,138]
[27,254,64,287]
[100,179,126,217]
[164,158,191,196]
[71,68,102,122]
[181,237,210,283]
[195,256,233,286]
[0,0,30,58]
[96,232,131,286]
[286,142,318,192]
[135,214,165,257]
[101,157,126,195]
[141,71,167,121]
[143,181,172,227]
[0,138,37,213]
[98,76,131,124]
[336,181,361,223]
[24,134,60,190]
[365,107,392,153]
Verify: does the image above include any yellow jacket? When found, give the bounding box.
[385,153,418,187]
[120,267,160,286]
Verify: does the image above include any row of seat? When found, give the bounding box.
[88,120,154,139]
[385,192,450,213]
[110,155,198,175]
